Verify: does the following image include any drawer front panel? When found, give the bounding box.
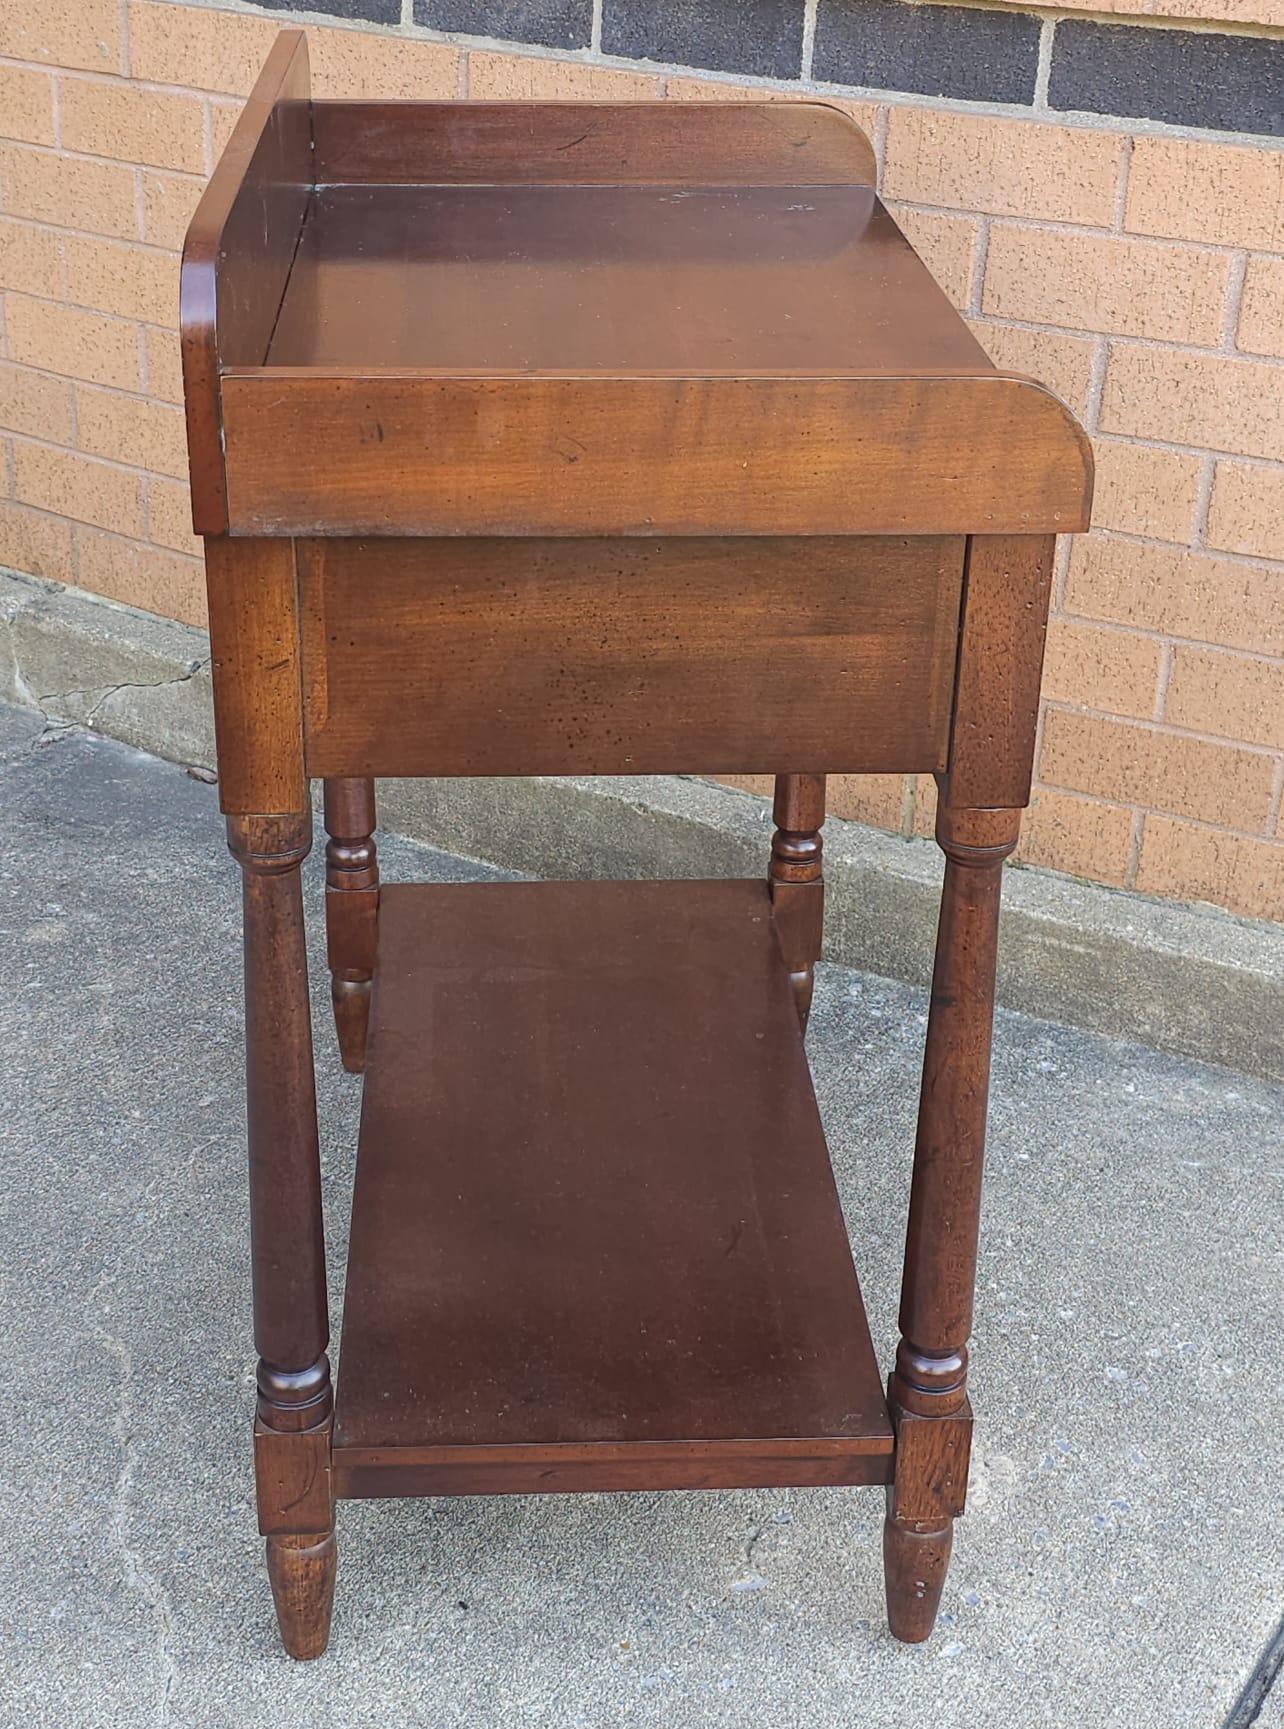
[299,536,964,779]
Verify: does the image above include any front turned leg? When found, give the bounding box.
[229,814,336,1660]
[769,773,826,1028]
[884,802,1018,1643]
[257,1361,336,1662]
[322,778,379,1072]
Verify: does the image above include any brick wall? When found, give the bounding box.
[0,0,1282,920]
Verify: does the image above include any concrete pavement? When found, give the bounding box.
[0,700,1281,1729]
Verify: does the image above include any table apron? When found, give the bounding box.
[296,534,965,780]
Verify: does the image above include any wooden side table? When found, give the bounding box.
[182,32,1092,1661]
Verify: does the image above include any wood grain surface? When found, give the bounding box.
[297,535,964,778]
[333,879,893,1496]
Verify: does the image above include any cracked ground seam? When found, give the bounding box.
[18,656,211,743]
[88,1289,179,1728]
[0,583,208,733]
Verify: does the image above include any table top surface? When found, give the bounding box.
[265,182,994,378]
[184,55,1091,536]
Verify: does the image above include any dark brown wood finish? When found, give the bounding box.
[882,799,1021,1640]
[221,374,1089,539]
[770,774,826,1028]
[204,537,306,816]
[227,810,336,1659]
[179,31,311,534]
[268,186,983,375]
[333,880,893,1495]
[883,1512,954,1644]
[264,1534,337,1662]
[312,98,877,185]
[185,38,1093,1659]
[948,535,1058,809]
[322,777,379,1072]
[297,536,964,778]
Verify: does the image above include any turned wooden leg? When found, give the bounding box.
[230,813,337,1660]
[883,1508,953,1643]
[257,1360,335,1662]
[322,777,379,1073]
[769,773,826,1029]
[265,1533,338,1660]
[884,800,1018,1643]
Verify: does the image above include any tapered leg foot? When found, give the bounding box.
[883,1510,952,1644]
[330,976,370,1074]
[266,1531,337,1660]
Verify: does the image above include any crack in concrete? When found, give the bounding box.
[1,579,210,754]
[18,659,211,749]
[743,1522,765,1569]
[89,1293,179,1728]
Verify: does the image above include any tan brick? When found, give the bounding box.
[884,108,1121,228]
[665,76,784,98]
[887,206,977,308]
[1041,617,1161,720]
[5,295,142,392]
[810,97,882,145]
[0,218,63,297]
[0,498,75,583]
[1165,646,1284,750]
[1126,136,1284,250]
[144,325,184,404]
[77,524,205,626]
[911,772,938,838]
[1065,535,1284,657]
[1100,346,1284,462]
[61,77,205,174]
[0,142,137,241]
[65,234,179,325]
[1205,461,1284,563]
[1089,439,1201,544]
[138,169,202,252]
[1238,258,1284,362]
[1136,816,1284,921]
[209,101,243,164]
[309,25,459,99]
[983,226,1229,345]
[0,0,123,75]
[967,319,1097,420]
[0,361,74,445]
[0,65,57,146]
[1015,787,1133,886]
[127,1,279,94]
[146,476,199,555]
[75,385,187,479]
[713,773,773,800]
[828,773,909,833]
[13,440,144,537]
[468,52,662,100]
[1056,0,1277,20]
[1039,709,1275,828]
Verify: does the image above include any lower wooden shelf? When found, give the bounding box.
[332,877,893,1500]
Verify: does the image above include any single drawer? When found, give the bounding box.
[298,535,964,779]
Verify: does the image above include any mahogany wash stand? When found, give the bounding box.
[181,31,1092,1660]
